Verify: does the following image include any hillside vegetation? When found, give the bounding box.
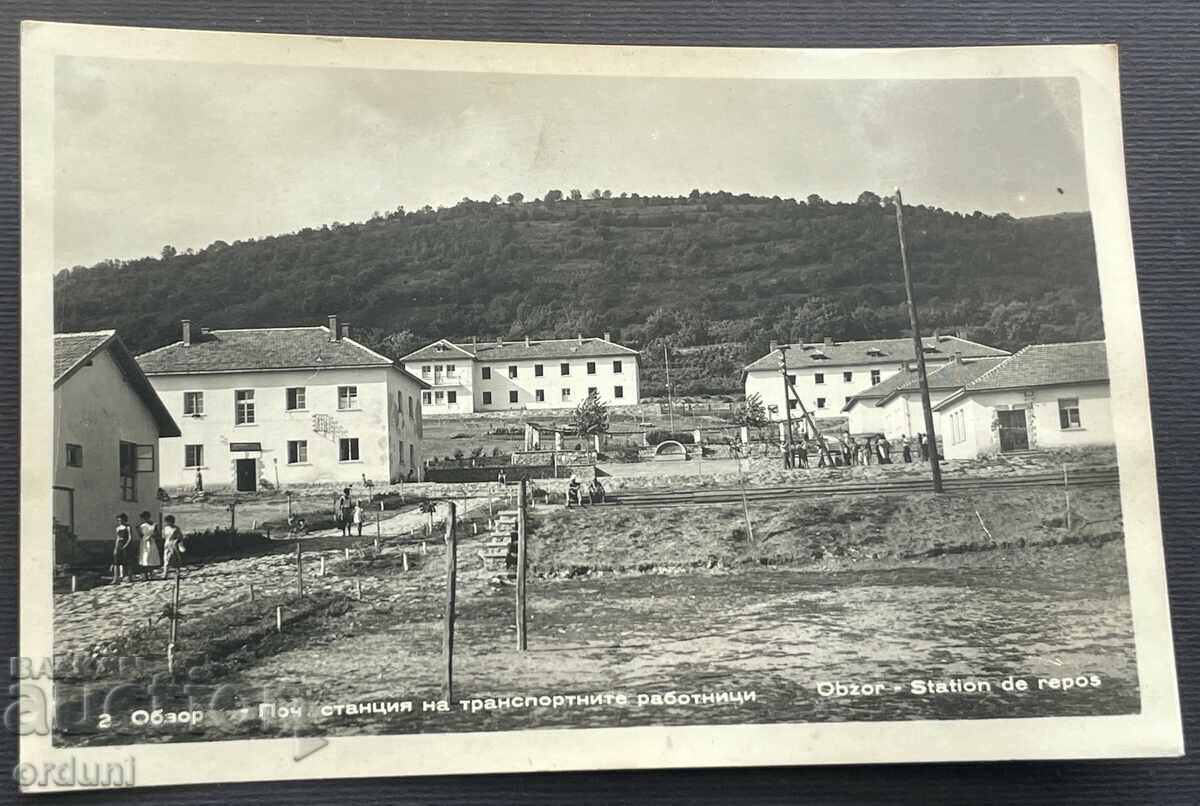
[54,190,1103,394]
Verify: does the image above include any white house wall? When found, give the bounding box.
[54,348,165,543]
[148,366,409,489]
[403,356,474,415]
[746,362,906,422]
[472,355,638,411]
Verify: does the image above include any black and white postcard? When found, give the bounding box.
[18,22,1183,792]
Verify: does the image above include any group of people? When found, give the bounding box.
[334,488,368,537]
[566,474,605,506]
[781,432,935,469]
[112,511,187,584]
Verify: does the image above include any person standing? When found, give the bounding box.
[112,513,134,585]
[335,488,352,537]
[901,435,913,464]
[162,515,187,571]
[918,433,929,461]
[879,436,892,465]
[137,511,162,581]
[352,500,365,538]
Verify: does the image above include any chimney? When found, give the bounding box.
[823,336,834,348]
[603,331,611,342]
[471,335,477,351]
[328,314,339,341]
[181,319,192,347]
[341,322,350,341]
[954,351,963,365]
[498,336,504,347]
[577,333,583,345]
[769,339,778,353]
[525,335,530,347]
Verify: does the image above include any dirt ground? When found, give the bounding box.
[52,482,1137,747]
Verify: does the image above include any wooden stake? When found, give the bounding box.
[1063,464,1072,530]
[355,579,362,600]
[517,479,528,651]
[319,556,326,577]
[975,510,994,541]
[248,582,255,602]
[275,605,283,632]
[70,575,77,593]
[344,548,350,561]
[421,541,427,555]
[295,540,304,597]
[167,568,181,673]
[402,551,409,572]
[442,501,458,703]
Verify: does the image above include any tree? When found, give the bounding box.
[572,391,610,438]
[507,192,524,205]
[856,190,882,207]
[569,189,583,201]
[590,188,603,200]
[544,189,564,203]
[688,188,701,201]
[601,190,612,199]
[806,194,824,207]
[489,194,502,204]
[160,245,177,259]
[734,392,770,432]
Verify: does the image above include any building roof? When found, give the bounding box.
[745,335,1009,373]
[874,356,1009,406]
[840,367,919,412]
[933,341,1109,411]
[402,336,640,363]
[55,330,181,437]
[137,326,427,387]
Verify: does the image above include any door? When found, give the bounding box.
[236,459,257,492]
[996,409,1030,452]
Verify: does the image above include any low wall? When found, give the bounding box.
[424,464,559,484]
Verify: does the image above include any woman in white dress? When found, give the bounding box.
[137,511,163,580]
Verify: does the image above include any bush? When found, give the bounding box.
[645,429,696,445]
[182,528,275,560]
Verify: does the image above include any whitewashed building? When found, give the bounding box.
[55,331,180,548]
[137,317,428,491]
[743,335,1009,421]
[842,355,1006,437]
[401,334,640,414]
[933,341,1112,461]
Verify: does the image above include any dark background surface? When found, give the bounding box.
[0,2,1197,803]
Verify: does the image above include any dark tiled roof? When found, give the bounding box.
[55,330,114,383]
[958,341,1108,392]
[745,336,1009,372]
[873,356,1009,407]
[56,330,181,437]
[402,337,639,363]
[841,367,919,411]
[137,327,396,375]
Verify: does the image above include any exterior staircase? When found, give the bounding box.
[479,509,518,571]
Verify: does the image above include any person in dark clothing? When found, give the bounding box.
[901,435,913,464]
[112,513,134,584]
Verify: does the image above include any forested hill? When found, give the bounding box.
[54,191,1102,395]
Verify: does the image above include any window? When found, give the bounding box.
[398,439,404,463]
[508,365,518,378]
[588,386,598,397]
[814,373,825,385]
[446,363,456,376]
[339,438,360,462]
[1059,398,1082,430]
[560,363,570,376]
[447,391,457,404]
[534,364,544,377]
[235,390,255,425]
[286,387,306,411]
[509,390,519,404]
[614,385,624,399]
[184,444,203,468]
[561,388,572,401]
[613,360,623,374]
[788,399,798,410]
[536,389,545,402]
[287,440,308,464]
[65,443,83,467]
[843,372,853,383]
[421,391,431,405]
[182,391,204,416]
[786,374,796,386]
[482,367,492,380]
[870,370,881,386]
[482,391,492,405]
[408,395,414,417]
[409,444,415,468]
[587,361,596,375]
[421,365,431,378]
[816,397,827,409]
[434,391,444,403]
[337,386,358,410]
[119,442,137,501]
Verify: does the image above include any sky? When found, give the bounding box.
[53,56,1088,270]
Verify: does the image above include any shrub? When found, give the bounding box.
[646,429,696,445]
[181,528,275,560]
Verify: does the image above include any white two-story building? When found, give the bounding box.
[401,334,640,414]
[743,335,1009,421]
[137,317,428,491]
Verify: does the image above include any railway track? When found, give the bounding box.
[603,467,1120,508]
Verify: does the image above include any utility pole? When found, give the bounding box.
[894,188,943,493]
[777,345,796,469]
[664,345,675,433]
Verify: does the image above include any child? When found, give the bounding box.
[352,501,365,537]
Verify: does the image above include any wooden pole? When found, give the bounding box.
[248,582,255,602]
[275,605,283,632]
[295,540,304,597]
[517,478,528,651]
[1063,464,1072,529]
[665,345,675,433]
[354,579,362,600]
[894,188,943,493]
[734,445,756,545]
[319,556,326,577]
[783,380,832,465]
[168,568,181,673]
[776,346,796,469]
[402,551,409,572]
[442,501,458,703]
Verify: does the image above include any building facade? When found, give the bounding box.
[55,331,181,547]
[137,318,427,491]
[401,334,640,414]
[843,356,1006,437]
[933,341,1112,461]
[743,335,1010,422]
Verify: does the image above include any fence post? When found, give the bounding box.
[167,568,181,673]
[295,540,304,597]
[1063,464,1072,530]
[517,479,528,651]
[442,501,458,703]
